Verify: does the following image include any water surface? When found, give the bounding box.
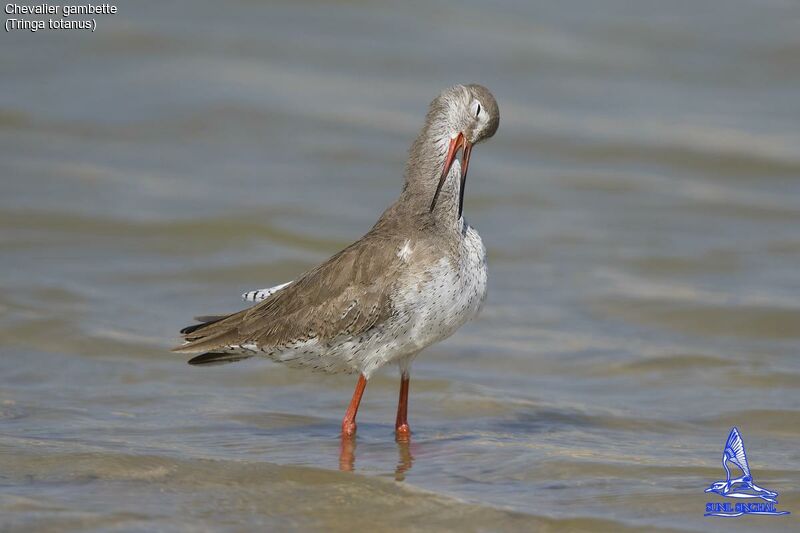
[1,1,799,531]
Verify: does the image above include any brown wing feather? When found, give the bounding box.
[172,230,405,354]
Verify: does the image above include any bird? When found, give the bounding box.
[173,84,500,440]
[705,427,779,502]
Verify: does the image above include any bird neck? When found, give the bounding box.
[394,123,463,229]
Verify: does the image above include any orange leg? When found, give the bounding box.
[395,373,411,441]
[341,374,367,436]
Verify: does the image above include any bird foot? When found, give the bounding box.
[342,419,357,437]
[395,423,411,442]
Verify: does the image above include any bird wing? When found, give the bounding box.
[242,281,293,302]
[173,231,410,355]
[724,427,750,477]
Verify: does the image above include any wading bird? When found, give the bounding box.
[174,84,499,440]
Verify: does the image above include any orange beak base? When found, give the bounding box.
[430,132,473,217]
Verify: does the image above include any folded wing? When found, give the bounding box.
[173,232,404,357]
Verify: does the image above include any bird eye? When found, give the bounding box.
[475,103,482,118]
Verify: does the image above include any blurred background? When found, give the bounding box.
[1,1,798,531]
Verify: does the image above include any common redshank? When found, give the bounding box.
[174,84,500,440]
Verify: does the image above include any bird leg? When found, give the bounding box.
[395,372,411,441]
[342,374,367,436]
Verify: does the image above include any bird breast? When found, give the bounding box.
[391,221,488,352]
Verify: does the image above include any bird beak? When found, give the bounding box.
[430,132,473,217]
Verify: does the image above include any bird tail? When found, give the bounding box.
[179,315,228,335]
[172,312,245,354]
[187,351,255,366]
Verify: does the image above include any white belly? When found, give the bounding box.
[256,222,487,378]
[357,222,488,374]
[406,222,488,346]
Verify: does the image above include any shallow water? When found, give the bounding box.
[1,0,799,531]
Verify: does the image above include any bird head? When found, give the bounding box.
[427,84,499,216]
[705,481,728,493]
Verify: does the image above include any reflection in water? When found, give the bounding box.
[339,434,356,472]
[394,438,414,481]
[338,435,415,480]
